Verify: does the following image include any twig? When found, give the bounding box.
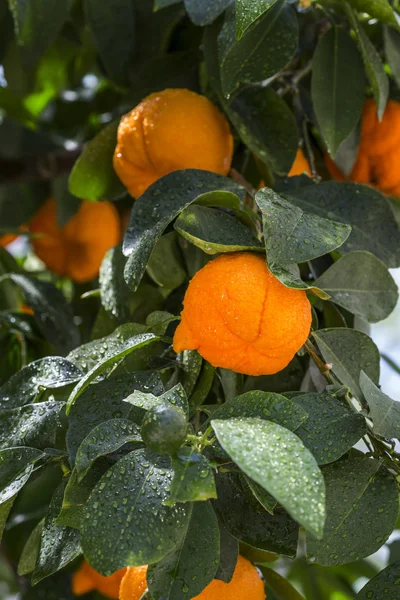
[229,168,256,197]
[304,338,334,382]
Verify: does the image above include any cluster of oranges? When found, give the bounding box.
[72,555,266,600]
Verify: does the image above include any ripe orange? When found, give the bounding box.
[288,148,311,177]
[29,197,120,283]
[72,560,126,599]
[113,88,234,198]
[326,98,400,197]
[0,233,18,247]
[173,252,311,376]
[118,565,148,600]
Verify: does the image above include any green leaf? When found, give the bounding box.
[32,479,81,584]
[214,524,238,583]
[180,351,203,397]
[188,362,215,413]
[0,357,82,409]
[281,181,400,268]
[244,475,277,514]
[81,449,191,574]
[175,205,263,255]
[210,390,308,432]
[311,27,365,156]
[226,85,299,175]
[344,4,389,120]
[313,328,380,400]
[235,0,280,39]
[66,333,159,413]
[69,120,125,201]
[219,1,298,96]
[0,497,15,545]
[66,372,163,463]
[147,501,220,600]
[18,519,44,576]
[99,245,132,323]
[307,451,399,565]
[212,418,325,538]
[184,0,230,25]
[256,187,351,265]
[360,371,400,439]
[56,465,105,530]
[384,26,400,89]
[290,393,366,464]
[7,274,80,353]
[154,0,181,8]
[84,0,135,85]
[315,252,398,323]
[355,561,400,599]
[260,565,306,600]
[122,169,245,291]
[0,401,65,450]
[166,447,217,505]
[346,0,398,27]
[0,447,44,503]
[147,232,187,291]
[7,0,70,64]
[215,471,299,556]
[75,419,141,481]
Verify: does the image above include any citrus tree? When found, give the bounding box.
[1,0,400,598]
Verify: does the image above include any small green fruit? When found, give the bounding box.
[141,402,188,454]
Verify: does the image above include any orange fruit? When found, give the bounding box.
[0,233,18,247]
[326,98,400,197]
[29,197,120,283]
[113,88,234,198]
[288,148,311,177]
[72,560,126,599]
[173,252,311,376]
[118,565,148,600]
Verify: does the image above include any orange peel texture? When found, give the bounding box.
[288,148,311,177]
[72,560,126,599]
[326,98,400,197]
[173,253,311,376]
[119,565,148,600]
[113,88,234,199]
[29,197,120,283]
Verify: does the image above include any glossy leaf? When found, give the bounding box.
[56,465,105,530]
[235,0,280,38]
[260,565,306,600]
[99,245,131,323]
[0,497,15,544]
[345,4,389,120]
[8,274,80,353]
[18,519,44,576]
[311,27,365,156]
[214,524,238,583]
[147,501,220,600]
[212,418,325,538]
[0,401,65,450]
[69,120,125,201]
[184,0,230,25]
[244,475,277,514]
[313,328,380,400]
[32,479,81,584]
[0,447,43,503]
[315,252,398,323]
[227,86,298,175]
[147,232,187,291]
[75,419,142,481]
[218,1,298,96]
[81,450,191,574]
[0,357,82,409]
[290,392,366,464]
[175,205,262,254]
[122,170,245,290]
[307,451,399,565]
[355,561,400,599]
[384,26,400,89]
[166,447,217,505]
[360,371,400,439]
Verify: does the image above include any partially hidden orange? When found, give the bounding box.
[113,88,234,199]
[118,565,148,600]
[29,197,120,283]
[326,98,400,197]
[173,252,311,376]
[288,148,311,177]
[72,560,126,599]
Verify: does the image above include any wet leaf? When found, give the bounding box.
[214,523,238,583]
[243,475,277,514]
[212,418,325,538]
[18,519,44,576]
[32,479,81,584]
[184,0,230,25]
[166,447,217,505]
[360,371,400,439]
[355,561,400,599]
[189,362,215,414]
[290,392,366,464]
[307,451,399,565]
[315,251,398,323]
[313,328,380,400]
[147,501,220,600]
[99,245,131,323]
[81,449,192,574]
[0,497,15,544]
[75,419,141,481]
[0,447,43,504]
[175,205,263,255]
[311,27,365,156]
[0,401,65,450]
[236,0,280,38]
[56,464,106,530]
[147,232,187,291]
[122,169,245,291]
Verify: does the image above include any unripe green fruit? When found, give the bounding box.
[141,403,188,454]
